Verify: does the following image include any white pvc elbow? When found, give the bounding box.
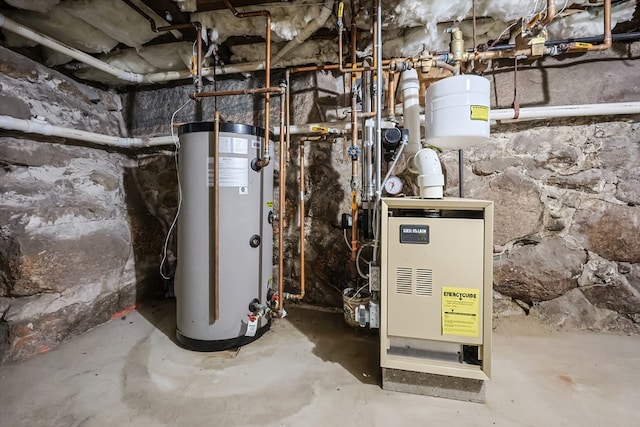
[414,148,444,199]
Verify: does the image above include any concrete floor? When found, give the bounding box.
[1,301,639,427]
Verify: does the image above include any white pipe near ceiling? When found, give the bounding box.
[0,115,174,147]
[490,102,640,121]
[146,55,337,82]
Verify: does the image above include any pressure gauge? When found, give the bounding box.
[384,176,403,195]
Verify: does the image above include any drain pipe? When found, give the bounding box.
[0,115,174,147]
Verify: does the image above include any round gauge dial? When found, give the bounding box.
[384,175,403,195]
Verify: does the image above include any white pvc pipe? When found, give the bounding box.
[491,102,640,121]
[0,115,174,148]
[401,69,421,172]
[146,55,336,82]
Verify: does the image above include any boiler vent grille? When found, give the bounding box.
[416,268,433,296]
[395,267,433,296]
[396,267,412,295]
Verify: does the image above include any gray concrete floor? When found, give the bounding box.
[1,300,639,427]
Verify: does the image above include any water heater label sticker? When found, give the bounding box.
[218,157,248,187]
[441,287,480,337]
[470,105,489,121]
[245,318,258,337]
[232,137,248,154]
[218,136,233,154]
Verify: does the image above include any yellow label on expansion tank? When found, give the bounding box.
[470,105,489,121]
[442,287,480,337]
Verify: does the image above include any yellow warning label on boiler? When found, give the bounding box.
[442,287,480,337]
[470,105,489,121]
[266,200,273,208]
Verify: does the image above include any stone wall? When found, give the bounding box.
[441,46,640,333]
[0,47,166,362]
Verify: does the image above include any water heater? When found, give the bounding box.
[176,122,273,351]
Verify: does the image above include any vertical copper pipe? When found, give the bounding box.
[196,23,203,93]
[213,112,220,320]
[350,93,359,261]
[540,0,556,26]
[224,0,273,166]
[299,139,306,299]
[587,0,611,51]
[286,69,291,164]
[387,70,396,119]
[278,86,286,311]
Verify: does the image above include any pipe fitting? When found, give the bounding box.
[414,148,444,199]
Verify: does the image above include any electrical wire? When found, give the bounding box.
[343,228,352,251]
[380,140,406,192]
[160,98,193,280]
[355,241,374,279]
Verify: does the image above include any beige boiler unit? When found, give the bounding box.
[380,197,493,400]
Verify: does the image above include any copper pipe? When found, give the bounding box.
[286,69,291,164]
[585,0,611,51]
[196,24,203,93]
[299,139,305,299]
[213,111,220,321]
[388,70,396,119]
[284,136,324,301]
[277,86,286,310]
[540,0,556,27]
[223,0,273,167]
[191,87,283,98]
[290,60,392,74]
[350,92,359,261]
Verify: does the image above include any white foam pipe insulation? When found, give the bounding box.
[0,12,334,84]
[271,0,334,63]
[0,13,150,83]
[0,115,174,148]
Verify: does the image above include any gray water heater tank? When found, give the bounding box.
[176,122,274,351]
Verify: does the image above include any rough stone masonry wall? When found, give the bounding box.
[0,47,166,363]
[439,45,640,333]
